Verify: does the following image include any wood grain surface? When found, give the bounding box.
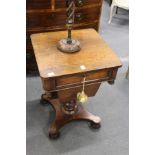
[31,29,122,78]
[34,28,122,138]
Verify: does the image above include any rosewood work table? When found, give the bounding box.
[31,29,122,139]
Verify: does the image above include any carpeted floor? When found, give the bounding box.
[26,1,129,155]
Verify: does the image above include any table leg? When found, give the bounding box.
[42,94,101,139]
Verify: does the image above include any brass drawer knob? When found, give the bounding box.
[51,13,55,18]
[76,0,84,7]
[75,12,83,21]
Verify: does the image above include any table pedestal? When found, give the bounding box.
[41,94,101,139]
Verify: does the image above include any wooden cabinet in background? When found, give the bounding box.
[26,0,103,74]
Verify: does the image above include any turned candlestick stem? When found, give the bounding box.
[57,0,81,53]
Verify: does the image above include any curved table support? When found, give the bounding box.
[42,94,101,139]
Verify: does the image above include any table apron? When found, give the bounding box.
[45,77,110,93]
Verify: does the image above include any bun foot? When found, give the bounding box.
[108,80,115,85]
[49,132,60,139]
[40,94,49,105]
[90,122,101,129]
[40,98,49,105]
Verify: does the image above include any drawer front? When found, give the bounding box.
[58,82,101,102]
[27,7,100,28]
[26,0,51,10]
[73,22,99,31]
[26,22,99,35]
[55,0,102,9]
[56,70,109,88]
[27,11,66,28]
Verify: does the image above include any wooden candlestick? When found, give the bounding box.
[57,0,81,53]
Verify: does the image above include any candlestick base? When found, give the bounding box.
[57,38,81,53]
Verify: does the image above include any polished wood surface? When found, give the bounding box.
[27,0,51,10]
[42,94,101,139]
[55,0,102,9]
[31,29,122,78]
[26,0,103,73]
[27,7,101,28]
[31,29,122,139]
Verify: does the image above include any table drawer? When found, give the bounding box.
[27,0,51,10]
[56,70,109,87]
[58,82,101,102]
[55,0,102,9]
[27,6,100,28]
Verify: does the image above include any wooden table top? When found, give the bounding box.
[31,29,122,78]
